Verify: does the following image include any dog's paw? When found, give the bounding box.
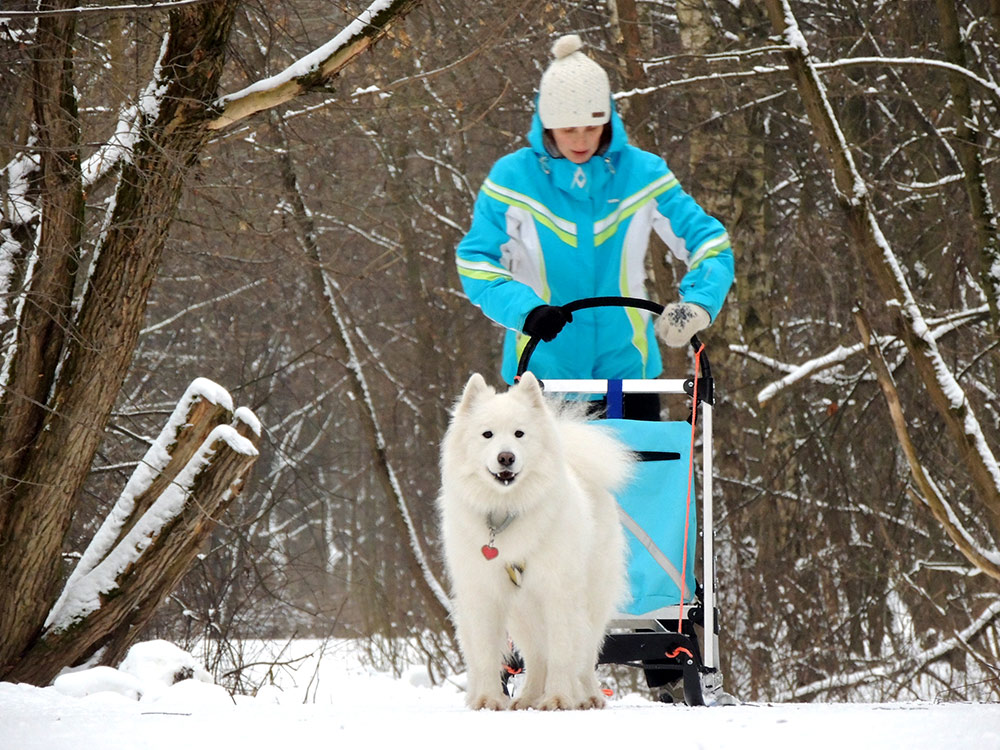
[579,692,606,710]
[468,694,510,711]
[537,694,574,711]
[510,694,541,711]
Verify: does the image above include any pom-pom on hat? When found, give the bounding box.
[537,34,611,130]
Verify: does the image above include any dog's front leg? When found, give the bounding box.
[454,595,511,710]
[536,600,591,710]
[507,613,547,710]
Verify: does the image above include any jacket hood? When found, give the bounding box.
[527,93,628,161]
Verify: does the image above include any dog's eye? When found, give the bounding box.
[482,431,493,439]
[514,430,524,438]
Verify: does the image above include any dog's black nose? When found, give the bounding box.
[497,452,515,468]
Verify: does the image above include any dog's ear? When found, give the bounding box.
[456,372,491,415]
[513,372,546,409]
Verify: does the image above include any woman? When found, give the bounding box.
[456,34,734,420]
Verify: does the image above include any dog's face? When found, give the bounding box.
[444,372,556,497]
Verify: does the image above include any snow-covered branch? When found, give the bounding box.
[763,0,1000,582]
[619,51,1000,110]
[0,0,215,18]
[750,305,989,404]
[207,0,420,131]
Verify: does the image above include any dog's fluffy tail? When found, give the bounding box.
[555,409,635,495]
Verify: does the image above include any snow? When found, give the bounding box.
[1,639,996,750]
[2,149,40,226]
[234,406,262,437]
[81,32,171,189]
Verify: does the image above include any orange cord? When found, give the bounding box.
[678,343,705,633]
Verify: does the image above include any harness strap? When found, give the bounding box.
[607,378,624,419]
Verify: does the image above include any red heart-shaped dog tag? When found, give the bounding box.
[481,544,499,560]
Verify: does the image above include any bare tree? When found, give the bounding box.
[0,0,421,684]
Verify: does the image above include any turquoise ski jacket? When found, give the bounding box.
[456,102,734,384]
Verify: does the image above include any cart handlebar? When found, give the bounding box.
[514,296,711,385]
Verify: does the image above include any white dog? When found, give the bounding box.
[437,372,632,710]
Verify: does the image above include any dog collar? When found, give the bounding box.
[487,511,516,535]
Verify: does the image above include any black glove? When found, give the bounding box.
[523,305,572,342]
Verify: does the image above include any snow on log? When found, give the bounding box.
[47,378,235,630]
[16,380,261,686]
[233,406,262,439]
[46,420,258,634]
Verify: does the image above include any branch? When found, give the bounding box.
[781,598,1000,701]
[854,306,1000,582]
[206,0,421,131]
[750,305,989,404]
[619,52,1000,108]
[0,0,217,18]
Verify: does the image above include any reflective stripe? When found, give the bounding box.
[594,173,678,246]
[618,235,650,371]
[689,234,731,270]
[624,306,649,370]
[514,331,531,361]
[617,505,685,591]
[456,258,513,282]
[483,179,578,247]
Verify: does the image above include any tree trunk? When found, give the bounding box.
[0,0,242,678]
[933,0,1000,336]
[1,0,426,683]
[6,389,259,685]
[0,0,87,674]
[0,0,82,519]
[675,0,777,699]
[854,307,1000,582]
[274,117,452,628]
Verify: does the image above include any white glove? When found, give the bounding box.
[655,302,710,347]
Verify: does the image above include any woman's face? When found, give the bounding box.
[551,125,604,164]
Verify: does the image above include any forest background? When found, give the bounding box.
[1,0,998,704]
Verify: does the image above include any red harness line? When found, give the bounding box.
[677,342,705,635]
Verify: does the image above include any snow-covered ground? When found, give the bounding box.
[1,639,997,750]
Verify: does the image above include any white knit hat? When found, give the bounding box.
[537,35,611,129]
